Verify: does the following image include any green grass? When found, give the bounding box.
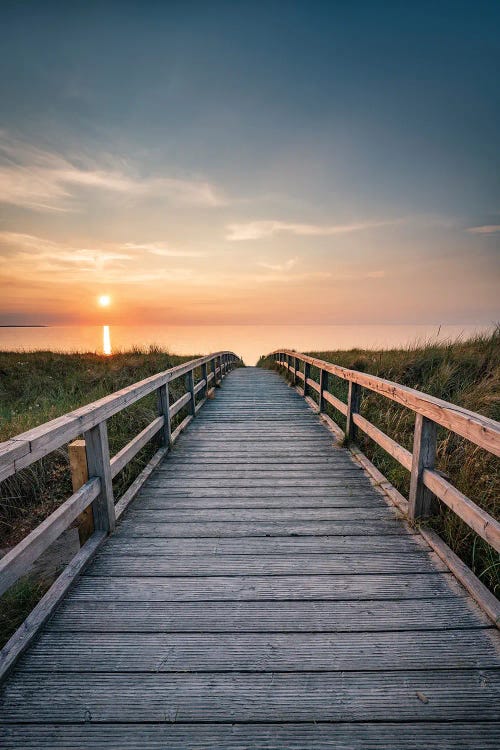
[258,329,500,596]
[0,346,207,647]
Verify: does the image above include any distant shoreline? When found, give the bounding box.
[0,325,48,328]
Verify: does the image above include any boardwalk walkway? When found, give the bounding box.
[1,367,499,748]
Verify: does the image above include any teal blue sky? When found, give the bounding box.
[0,1,498,325]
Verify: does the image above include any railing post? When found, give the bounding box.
[345,381,361,442]
[303,361,310,398]
[69,439,94,545]
[409,414,437,519]
[157,383,172,447]
[186,369,196,416]
[211,357,218,391]
[84,421,115,533]
[319,369,329,413]
[201,362,208,399]
[293,356,299,387]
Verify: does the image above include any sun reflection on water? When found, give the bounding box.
[103,325,112,355]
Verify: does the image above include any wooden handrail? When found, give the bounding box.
[273,350,500,456]
[0,351,239,482]
[0,351,239,644]
[272,350,500,554]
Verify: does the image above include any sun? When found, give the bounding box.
[98,294,111,307]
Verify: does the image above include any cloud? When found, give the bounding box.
[226,219,397,241]
[0,231,205,286]
[466,225,500,235]
[124,242,203,258]
[0,132,224,212]
[257,257,298,272]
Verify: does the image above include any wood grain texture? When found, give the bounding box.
[2,723,500,750]
[1,366,498,748]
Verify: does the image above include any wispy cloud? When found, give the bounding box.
[226,219,398,241]
[0,231,204,287]
[0,132,224,212]
[124,242,203,258]
[257,257,298,272]
[466,224,500,235]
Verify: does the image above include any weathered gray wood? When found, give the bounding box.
[1,365,498,748]
[201,363,208,399]
[101,533,424,556]
[50,597,492,633]
[0,478,100,596]
[319,368,328,412]
[84,421,115,533]
[303,361,310,397]
[1,670,499,722]
[114,446,168,521]
[345,381,361,442]
[409,413,437,519]
[156,382,171,447]
[18,629,500,673]
[87,551,446,577]
[0,531,106,681]
[421,527,500,626]
[186,370,196,417]
[110,416,164,478]
[123,507,396,523]
[2,722,499,750]
[114,520,407,538]
[169,391,191,418]
[70,572,457,601]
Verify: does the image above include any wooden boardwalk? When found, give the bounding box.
[1,367,499,748]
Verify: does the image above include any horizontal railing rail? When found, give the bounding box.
[0,351,239,678]
[271,349,500,624]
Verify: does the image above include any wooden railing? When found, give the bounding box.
[0,351,239,677]
[272,350,500,624]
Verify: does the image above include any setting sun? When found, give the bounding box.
[98,294,111,307]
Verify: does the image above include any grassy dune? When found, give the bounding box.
[258,329,500,596]
[0,347,201,645]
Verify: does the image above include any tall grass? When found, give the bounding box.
[258,329,500,595]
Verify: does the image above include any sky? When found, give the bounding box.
[0,0,499,326]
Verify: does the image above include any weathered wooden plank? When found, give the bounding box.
[50,597,492,633]
[122,508,397,523]
[70,572,456,601]
[137,495,383,509]
[144,478,374,488]
[114,520,408,538]
[18,629,500,673]
[101,534,424,556]
[2,722,499,750]
[1,670,499,722]
[87,551,445,577]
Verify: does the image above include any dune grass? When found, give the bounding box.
[0,346,203,646]
[258,329,500,596]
